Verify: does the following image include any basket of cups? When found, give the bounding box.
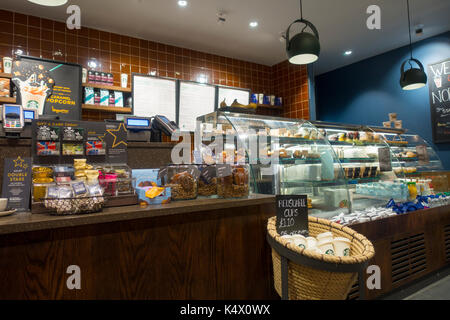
[267,216,374,300]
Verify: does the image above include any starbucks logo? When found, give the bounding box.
[343,248,350,256]
[26,100,39,109]
[298,244,306,249]
[325,249,335,255]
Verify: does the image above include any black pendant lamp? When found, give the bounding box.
[286,0,320,65]
[400,0,427,90]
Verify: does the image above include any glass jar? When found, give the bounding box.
[217,164,249,198]
[163,164,198,200]
[197,164,217,197]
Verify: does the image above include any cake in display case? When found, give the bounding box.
[197,112,448,220]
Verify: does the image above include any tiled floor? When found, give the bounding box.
[404,275,450,300]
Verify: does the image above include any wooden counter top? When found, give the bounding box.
[0,194,275,235]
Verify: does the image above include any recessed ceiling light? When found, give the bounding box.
[178,0,188,7]
[249,21,258,28]
[344,50,352,56]
[27,0,68,6]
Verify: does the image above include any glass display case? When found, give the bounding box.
[196,112,448,219]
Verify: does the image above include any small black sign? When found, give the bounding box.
[216,164,232,178]
[276,195,308,237]
[378,147,392,172]
[200,165,216,184]
[1,156,32,212]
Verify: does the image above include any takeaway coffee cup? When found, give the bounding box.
[316,231,333,243]
[333,237,351,257]
[306,236,317,249]
[121,73,128,88]
[3,57,12,73]
[0,198,8,212]
[292,234,307,249]
[317,239,335,255]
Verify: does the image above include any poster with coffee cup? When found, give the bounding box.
[12,56,82,120]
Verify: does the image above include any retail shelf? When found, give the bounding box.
[256,104,283,110]
[0,96,16,103]
[82,83,132,93]
[0,73,12,79]
[82,104,132,113]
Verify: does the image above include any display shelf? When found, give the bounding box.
[351,193,406,203]
[329,140,387,147]
[256,104,282,110]
[339,158,378,163]
[0,72,12,79]
[278,158,321,164]
[0,96,16,103]
[82,83,132,93]
[82,104,132,113]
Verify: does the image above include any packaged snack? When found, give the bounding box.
[84,87,94,104]
[100,89,109,106]
[114,91,123,107]
[62,143,84,155]
[86,140,106,155]
[72,181,88,197]
[37,126,59,141]
[94,89,100,105]
[0,78,10,97]
[109,91,115,106]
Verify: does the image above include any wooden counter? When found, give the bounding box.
[0,194,279,300]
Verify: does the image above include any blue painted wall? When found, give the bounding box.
[315,31,450,169]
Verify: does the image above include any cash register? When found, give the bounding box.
[123,115,178,142]
[0,104,37,138]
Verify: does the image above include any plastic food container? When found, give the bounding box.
[217,164,249,198]
[163,164,198,200]
[197,165,217,197]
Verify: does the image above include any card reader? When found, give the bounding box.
[124,116,153,142]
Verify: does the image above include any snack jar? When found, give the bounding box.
[196,164,217,197]
[162,164,198,200]
[217,164,249,198]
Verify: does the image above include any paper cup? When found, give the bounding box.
[3,57,12,73]
[280,235,293,243]
[394,120,402,129]
[316,232,333,243]
[383,121,391,128]
[306,237,317,249]
[333,237,351,257]
[389,113,397,121]
[121,73,128,88]
[0,198,8,212]
[317,239,335,255]
[292,235,307,249]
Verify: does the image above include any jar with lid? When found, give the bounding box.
[197,164,217,197]
[217,164,249,198]
[162,164,198,200]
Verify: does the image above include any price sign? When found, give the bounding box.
[416,145,430,165]
[276,195,308,237]
[378,147,392,172]
[216,164,232,178]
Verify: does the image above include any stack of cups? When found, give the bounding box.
[281,231,351,257]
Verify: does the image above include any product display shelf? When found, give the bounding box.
[82,104,132,114]
[256,104,283,110]
[0,96,16,103]
[82,83,132,93]
[0,72,12,78]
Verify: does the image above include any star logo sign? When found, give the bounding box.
[106,123,128,148]
[13,156,25,168]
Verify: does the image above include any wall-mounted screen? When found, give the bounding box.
[179,81,215,132]
[132,75,176,122]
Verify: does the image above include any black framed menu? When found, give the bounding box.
[12,55,82,120]
[132,74,177,122]
[178,81,215,132]
[428,58,450,143]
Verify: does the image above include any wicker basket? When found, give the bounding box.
[267,216,375,300]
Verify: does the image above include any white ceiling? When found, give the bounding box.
[1,0,449,74]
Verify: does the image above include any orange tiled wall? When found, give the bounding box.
[0,9,309,120]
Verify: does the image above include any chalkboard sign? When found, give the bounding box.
[12,55,82,120]
[276,195,308,237]
[428,58,450,143]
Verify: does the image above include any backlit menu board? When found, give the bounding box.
[132,75,176,121]
[179,81,215,132]
[217,86,250,107]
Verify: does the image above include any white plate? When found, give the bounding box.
[0,209,17,217]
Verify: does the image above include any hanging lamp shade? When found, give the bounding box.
[400,58,427,90]
[286,19,320,65]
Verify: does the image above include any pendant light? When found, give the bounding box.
[27,0,67,6]
[400,0,427,90]
[285,0,320,65]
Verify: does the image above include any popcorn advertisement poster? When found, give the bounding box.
[12,56,82,120]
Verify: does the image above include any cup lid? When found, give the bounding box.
[333,237,351,244]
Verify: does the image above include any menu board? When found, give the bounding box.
[132,75,176,121]
[179,81,215,132]
[12,55,82,120]
[428,58,450,143]
[218,86,250,107]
